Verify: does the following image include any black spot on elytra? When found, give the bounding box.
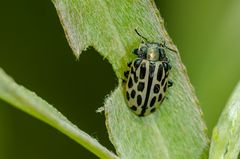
[131,90,136,98]
[131,67,134,74]
[126,92,130,101]
[140,63,155,116]
[158,93,162,102]
[128,77,133,88]
[137,82,145,92]
[161,75,166,86]
[134,74,138,83]
[131,105,137,111]
[137,95,142,106]
[140,62,146,79]
[150,108,156,113]
[149,62,155,78]
[150,96,156,107]
[163,83,167,92]
[157,64,163,81]
[131,66,138,83]
[153,84,160,93]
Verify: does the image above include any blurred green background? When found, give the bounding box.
[0,0,239,158]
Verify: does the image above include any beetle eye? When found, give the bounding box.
[159,48,165,60]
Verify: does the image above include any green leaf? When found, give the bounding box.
[209,81,240,159]
[53,0,209,158]
[0,68,118,159]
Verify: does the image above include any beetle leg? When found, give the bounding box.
[124,71,129,78]
[167,63,172,70]
[127,61,132,67]
[168,80,173,87]
[161,96,167,102]
[132,48,138,55]
[163,62,168,72]
[163,61,172,71]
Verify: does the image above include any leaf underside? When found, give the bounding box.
[52,0,209,159]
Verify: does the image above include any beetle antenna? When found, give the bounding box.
[135,29,149,42]
[161,41,177,53]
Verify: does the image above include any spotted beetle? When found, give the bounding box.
[123,29,175,116]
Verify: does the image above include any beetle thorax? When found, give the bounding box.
[147,48,159,61]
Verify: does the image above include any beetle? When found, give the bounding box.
[123,29,175,116]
